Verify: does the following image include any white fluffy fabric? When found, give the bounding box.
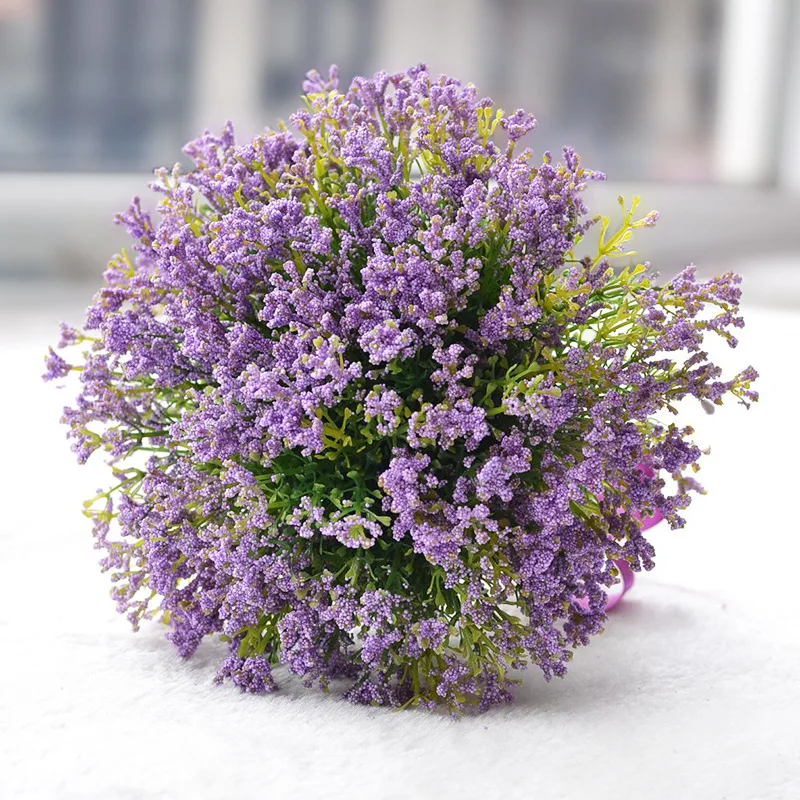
[1,299,798,800]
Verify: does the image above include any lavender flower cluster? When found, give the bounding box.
[46,65,758,712]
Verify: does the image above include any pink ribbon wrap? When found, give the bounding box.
[576,467,665,612]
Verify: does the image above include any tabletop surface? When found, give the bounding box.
[1,288,798,800]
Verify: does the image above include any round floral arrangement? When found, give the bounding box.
[46,65,757,712]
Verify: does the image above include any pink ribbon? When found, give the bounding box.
[602,558,636,610]
[604,506,663,609]
[575,471,665,612]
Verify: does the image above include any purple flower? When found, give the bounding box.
[42,348,72,381]
[45,63,758,713]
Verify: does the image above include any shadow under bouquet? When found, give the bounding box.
[45,64,758,713]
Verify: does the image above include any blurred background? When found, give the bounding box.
[1,0,799,308]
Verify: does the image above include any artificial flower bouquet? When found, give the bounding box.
[46,65,757,712]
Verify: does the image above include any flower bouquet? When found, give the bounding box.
[45,65,757,712]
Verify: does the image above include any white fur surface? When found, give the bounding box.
[1,300,798,800]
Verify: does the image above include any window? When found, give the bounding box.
[1,0,795,185]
